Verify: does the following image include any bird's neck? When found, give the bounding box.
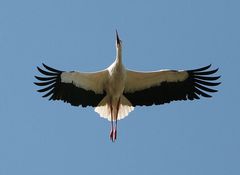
[115,47,122,64]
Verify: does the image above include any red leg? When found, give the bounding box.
[109,101,114,142]
[113,98,121,141]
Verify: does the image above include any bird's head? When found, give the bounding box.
[116,30,122,48]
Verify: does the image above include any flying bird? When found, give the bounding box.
[34,31,220,142]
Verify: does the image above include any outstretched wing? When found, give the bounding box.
[34,63,107,107]
[124,65,220,106]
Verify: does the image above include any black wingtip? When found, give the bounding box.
[34,79,56,86]
[189,64,212,72]
[34,75,56,81]
[37,66,59,76]
[194,68,219,75]
[193,75,221,81]
[37,84,55,92]
[42,63,62,73]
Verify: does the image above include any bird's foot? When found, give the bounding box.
[113,129,117,141]
[109,129,114,142]
[109,128,117,142]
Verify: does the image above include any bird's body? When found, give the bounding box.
[107,59,126,100]
[35,31,221,142]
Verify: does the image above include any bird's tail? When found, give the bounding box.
[94,95,134,121]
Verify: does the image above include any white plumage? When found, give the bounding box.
[35,31,220,142]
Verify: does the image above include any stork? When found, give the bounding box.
[34,31,220,142]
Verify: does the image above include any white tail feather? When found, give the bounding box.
[94,95,134,121]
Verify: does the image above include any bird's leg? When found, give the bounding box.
[113,98,121,141]
[109,101,114,142]
[114,120,117,141]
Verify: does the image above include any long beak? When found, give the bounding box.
[116,30,120,45]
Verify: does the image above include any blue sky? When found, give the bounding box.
[0,0,239,174]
